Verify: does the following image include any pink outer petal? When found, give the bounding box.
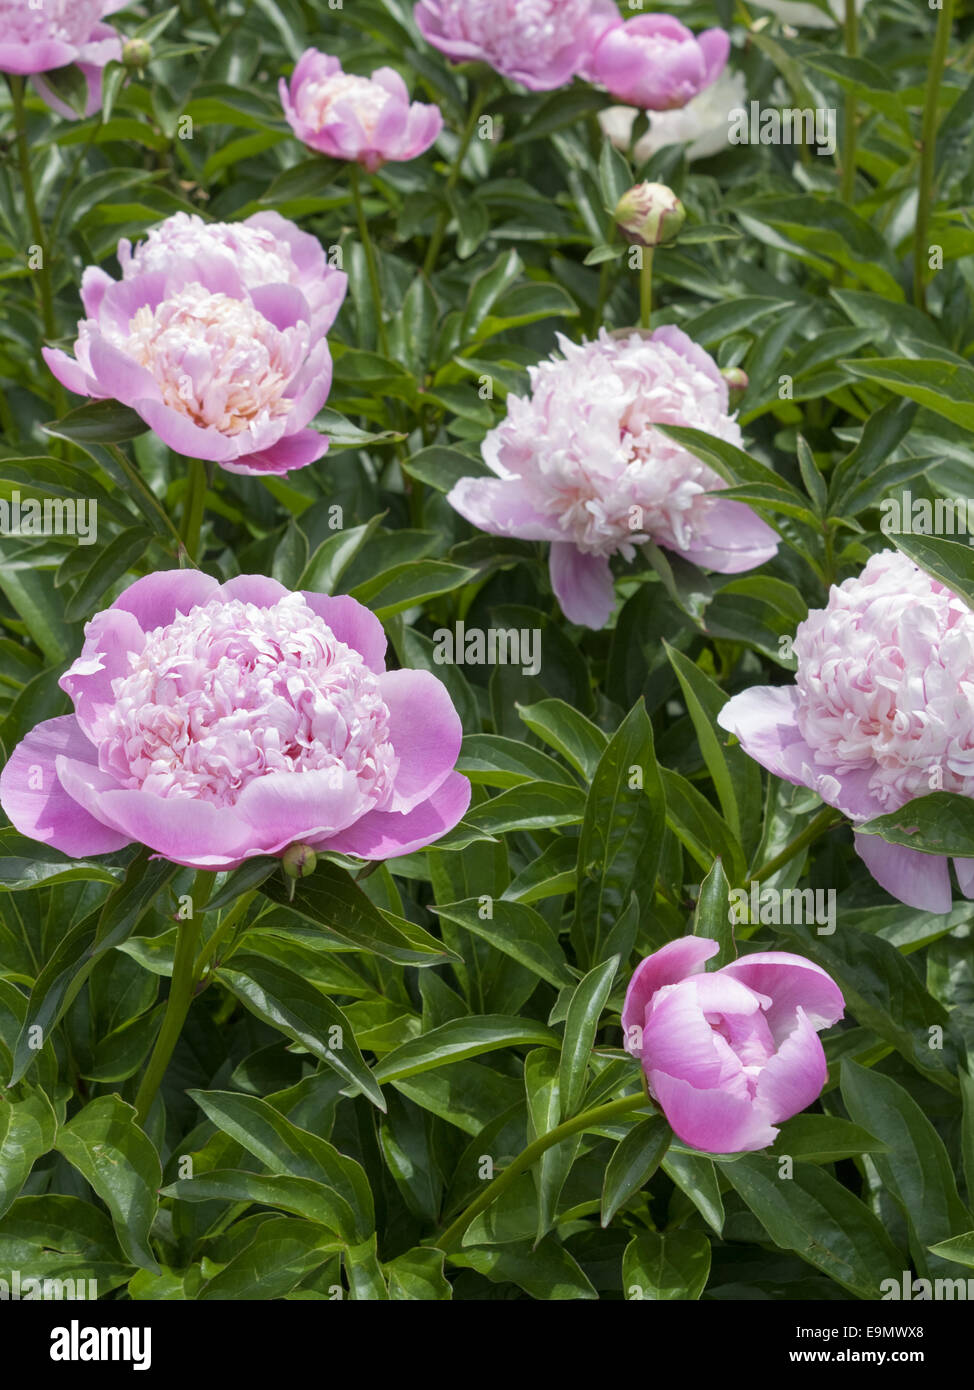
[59,606,146,743]
[55,757,254,870]
[300,592,387,673]
[720,951,845,1043]
[648,1067,778,1154]
[87,336,163,409]
[0,716,131,858]
[110,569,220,632]
[377,668,462,813]
[697,28,731,85]
[232,766,372,850]
[754,1007,828,1126]
[310,769,471,860]
[549,543,615,629]
[678,498,779,573]
[621,936,719,1044]
[650,323,727,399]
[135,399,238,463]
[642,978,746,1089]
[853,833,952,914]
[222,429,328,477]
[218,575,291,607]
[0,40,77,75]
[954,858,974,899]
[42,346,94,397]
[447,476,563,541]
[717,685,816,789]
[81,265,114,318]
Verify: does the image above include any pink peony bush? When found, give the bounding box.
[0,572,471,871]
[0,0,124,118]
[585,14,730,111]
[622,938,845,1153]
[43,248,337,476]
[447,326,778,629]
[280,50,443,170]
[414,0,617,92]
[719,549,974,913]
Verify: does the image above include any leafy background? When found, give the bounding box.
[1,0,974,1300]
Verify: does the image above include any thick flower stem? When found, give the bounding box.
[7,74,67,418]
[422,82,490,278]
[745,806,843,887]
[133,873,211,1127]
[433,1092,650,1253]
[350,164,389,358]
[180,458,208,562]
[914,0,955,310]
[639,248,654,330]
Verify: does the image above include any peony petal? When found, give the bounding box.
[641,980,732,1089]
[218,575,291,608]
[312,770,471,860]
[648,1068,778,1154]
[853,833,952,914]
[225,429,328,476]
[549,544,615,629]
[954,857,974,899]
[110,569,220,632]
[377,668,463,812]
[301,591,388,672]
[136,399,237,463]
[42,346,94,398]
[232,765,372,850]
[0,716,130,857]
[754,1007,828,1125]
[621,937,719,1043]
[717,685,817,790]
[721,950,845,1043]
[59,606,146,743]
[447,476,563,540]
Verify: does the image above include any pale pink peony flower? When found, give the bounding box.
[585,14,730,112]
[719,550,974,913]
[447,327,778,629]
[0,572,471,870]
[43,256,335,476]
[280,50,443,171]
[414,0,617,92]
[623,938,844,1154]
[600,68,748,164]
[0,0,125,118]
[98,211,348,337]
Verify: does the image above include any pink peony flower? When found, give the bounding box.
[622,938,844,1153]
[0,0,125,119]
[446,327,778,629]
[414,0,618,92]
[585,14,730,112]
[718,550,974,913]
[279,50,443,171]
[600,67,748,165]
[0,572,471,871]
[43,255,335,476]
[97,211,348,338]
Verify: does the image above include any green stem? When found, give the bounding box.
[914,0,955,310]
[179,458,208,563]
[746,806,842,887]
[7,75,67,417]
[194,889,258,977]
[133,873,211,1126]
[351,164,389,358]
[422,82,490,278]
[106,443,192,562]
[839,0,859,208]
[434,1092,649,1252]
[639,248,654,330]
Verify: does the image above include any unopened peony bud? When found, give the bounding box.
[721,366,749,401]
[614,182,686,248]
[282,843,317,880]
[122,38,152,71]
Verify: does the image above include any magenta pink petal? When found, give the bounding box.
[110,569,220,632]
[218,575,291,608]
[377,668,463,812]
[549,544,615,629]
[59,607,146,743]
[648,1068,778,1154]
[301,592,388,672]
[754,1008,828,1126]
[621,936,718,1041]
[721,951,845,1042]
[312,770,471,860]
[853,833,952,914]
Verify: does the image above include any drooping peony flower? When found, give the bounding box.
[446,327,779,629]
[90,211,348,338]
[622,938,844,1153]
[718,550,974,913]
[43,257,335,476]
[414,0,617,92]
[585,14,730,112]
[0,572,471,871]
[0,0,125,119]
[280,50,443,171]
[600,67,748,165]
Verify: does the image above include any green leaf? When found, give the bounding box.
[54,1096,161,1271]
[373,1016,557,1084]
[161,1170,355,1241]
[348,560,479,619]
[769,1113,889,1164]
[0,1088,57,1219]
[450,1236,598,1299]
[0,828,119,891]
[198,1217,339,1300]
[384,1246,452,1300]
[457,733,577,789]
[927,1232,974,1269]
[63,527,152,622]
[559,956,619,1120]
[44,400,147,444]
[524,1048,578,1243]
[516,699,608,779]
[623,1229,711,1301]
[601,1116,672,1226]
[692,858,735,968]
[434,899,575,989]
[888,534,974,613]
[659,767,747,884]
[462,781,587,834]
[843,357,974,432]
[858,790,974,857]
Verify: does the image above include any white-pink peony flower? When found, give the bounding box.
[600,68,748,165]
[447,326,778,628]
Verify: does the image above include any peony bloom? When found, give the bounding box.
[43,256,335,476]
[719,550,974,914]
[280,50,442,171]
[0,573,471,871]
[600,67,748,165]
[622,938,844,1153]
[414,0,617,92]
[585,14,730,112]
[446,327,778,629]
[97,211,348,338]
[0,0,125,119]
